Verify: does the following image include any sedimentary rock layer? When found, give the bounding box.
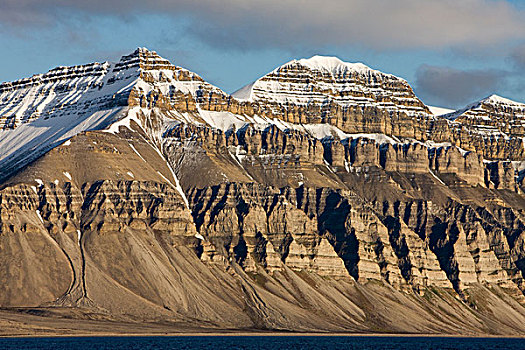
[2,48,525,334]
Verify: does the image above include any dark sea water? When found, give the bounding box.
[0,336,523,350]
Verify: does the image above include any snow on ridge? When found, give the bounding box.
[188,109,482,161]
[428,105,454,117]
[296,55,378,76]
[436,94,525,146]
[0,61,111,93]
[0,48,228,181]
[483,94,524,106]
[0,107,126,181]
[232,55,396,102]
[445,94,525,121]
[193,109,399,145]
[231,81,255,101]
[272,55,398,80]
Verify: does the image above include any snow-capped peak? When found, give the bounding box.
[442,94,525,153]
[294,55,374,76]
[0,48,227,182]
[135,47,153,54]
[270,55,395,80]
[482,94,524,106]
[233,54,430,118]
[445,94,525,121]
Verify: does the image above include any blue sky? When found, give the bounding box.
[0,0,524,109]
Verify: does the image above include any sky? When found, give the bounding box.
[0,0,524,109]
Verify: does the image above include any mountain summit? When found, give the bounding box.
[0,48,223,181]
[234,55,432,119]
[443,94,525,153]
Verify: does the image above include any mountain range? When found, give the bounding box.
[1,48,525,335]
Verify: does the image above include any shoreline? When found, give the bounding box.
[1,308,525,340]
[2,332,525,339]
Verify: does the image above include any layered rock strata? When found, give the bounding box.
[2,48,525,334]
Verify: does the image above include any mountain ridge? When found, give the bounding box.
[2,48,525,335]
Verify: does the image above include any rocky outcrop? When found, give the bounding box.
[183,177,525,300]
[0,180,198,308]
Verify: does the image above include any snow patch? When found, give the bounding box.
[35,210,44,224]
[63,172,72,180]
[104,107,144,134]
[197,108,248,131]
[231,81,255,101]
[511,161,525,172]
[195,233,205,240]
[302,123,349,140]
[424,140,453,149]
[429,169,446,185]
[228,146,255,181]
[129,143,148,164]
[348,133,398,144]
[428,105,454,116]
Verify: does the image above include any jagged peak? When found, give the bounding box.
[122,47,161,58]
[135,46,154,54]
[116,47,172,70]
[117,47,217,90]
[132,47,167,61]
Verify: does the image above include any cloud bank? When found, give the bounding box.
[1,0,524,107]
[1,0,524,51]
[510,45,525,71]
[415,65,510,107]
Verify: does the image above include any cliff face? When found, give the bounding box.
[2,48,525,334]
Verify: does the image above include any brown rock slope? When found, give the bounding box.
[2,49,525,335]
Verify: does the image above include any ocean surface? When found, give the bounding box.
[0,335,524,349]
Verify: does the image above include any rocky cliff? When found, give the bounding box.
[2,48,525,335]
